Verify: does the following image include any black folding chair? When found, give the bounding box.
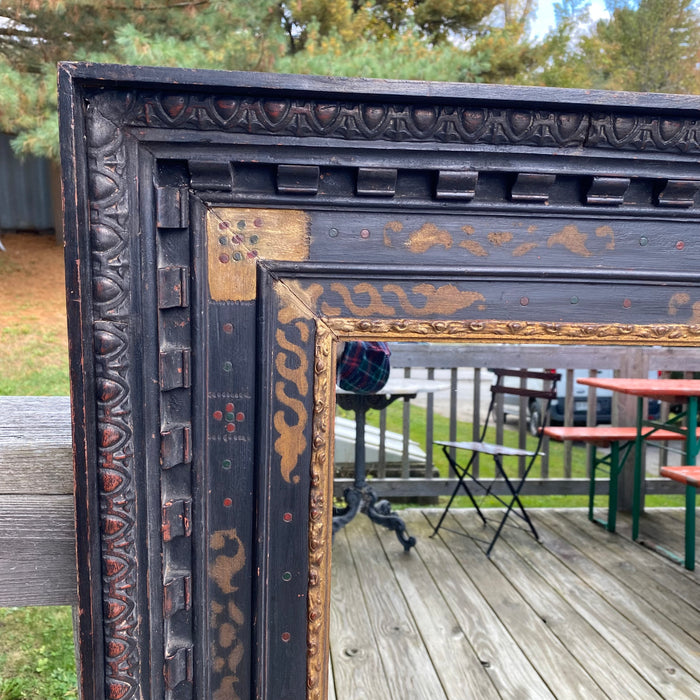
[430,369,560,555]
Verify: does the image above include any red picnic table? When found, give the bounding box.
[545,377,700,570]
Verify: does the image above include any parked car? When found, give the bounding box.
[491,368,661,435]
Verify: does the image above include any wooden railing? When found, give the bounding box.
[3,343,700,610]
[335,343,700,501]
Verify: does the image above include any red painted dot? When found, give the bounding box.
[222,323,234,334]
[281,632,291,643]
[219,254,230,264]
[247,250,258,259]
[236,412,245,422]
[223,498,233,507]
[283,512,293,522]
[219,220,230,230]
[676,241,685,250]
[226,423,236,433]
[623,298,632,308]
[360,228,370,239]
[226,403,234,413]
[520,296,529,306]
[254,218,263,227]
[213,410,223,421]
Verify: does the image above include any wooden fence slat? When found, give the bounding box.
[0,494,77,607]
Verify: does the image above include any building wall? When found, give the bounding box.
[0,133,54,232]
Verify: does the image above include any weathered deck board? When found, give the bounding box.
[344,516,448,699]
[433,513,606,698]
[329,508,700,699]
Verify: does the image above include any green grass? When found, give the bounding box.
[2,288,74,697]
[0,607,77,700]
[0,324,69,395]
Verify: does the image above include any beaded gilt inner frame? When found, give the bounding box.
[59,63,700,700]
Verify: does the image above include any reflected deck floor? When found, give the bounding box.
[329,507,700,699]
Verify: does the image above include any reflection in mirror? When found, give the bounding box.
[328,340,700,695]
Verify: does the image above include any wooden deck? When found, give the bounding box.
[328,508,700,699]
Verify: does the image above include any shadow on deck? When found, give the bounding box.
[329,508,700,699]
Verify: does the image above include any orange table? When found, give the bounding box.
[542,425,699,534]
[578,377,700,569]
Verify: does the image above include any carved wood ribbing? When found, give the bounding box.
[86,96,140,700]
[116,91,700,154]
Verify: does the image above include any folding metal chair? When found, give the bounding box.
[430,369,560,555]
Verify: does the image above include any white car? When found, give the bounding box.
[492,368,661,435]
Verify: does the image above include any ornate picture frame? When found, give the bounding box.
[59,63,700,699]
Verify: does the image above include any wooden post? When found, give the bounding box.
[617,349,649,512]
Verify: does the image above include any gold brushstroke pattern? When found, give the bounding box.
[329,282,396,317]
[512,242,539,257]
[276,324,310,396]
[379,218,620,260]
[596,225,615,250]
[405,223,453,252]
[487,231,513,246]
[282,282,327,322]
[547,224,592,257]
[458,239,488,256]
[383,220,403,246]
[385,283,485,316]
[273,281,313,484]
[210,529,246,700]
[207,208,310,301]
[669,293,700,323]
[274,380,308,484]
[307,281,487,317]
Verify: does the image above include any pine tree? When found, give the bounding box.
[0,1,283,159]
[532,0,700,93]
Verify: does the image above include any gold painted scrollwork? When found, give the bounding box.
[274,287,313,485]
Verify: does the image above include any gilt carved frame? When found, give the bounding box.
[59,63,700,700]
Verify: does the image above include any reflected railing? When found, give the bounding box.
[333,342,700,501]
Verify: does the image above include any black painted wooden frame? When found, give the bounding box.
[59,62,700,700]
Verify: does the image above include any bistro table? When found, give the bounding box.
[334,377,449,551]
[577,377,700,564]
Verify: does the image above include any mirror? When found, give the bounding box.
[60,63,700,699]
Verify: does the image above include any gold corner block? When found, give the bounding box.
[207,208,311,301]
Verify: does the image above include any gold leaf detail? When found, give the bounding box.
[547,224,591,257]
[274,380,308,483]
[458,239,488,256]
[383,283,485,316]
[596,225,615,250]
[487,231,513,247]
[512,242,539,257]
[405,223,453,252]
[330,282,396,317]
[207,208,310,301]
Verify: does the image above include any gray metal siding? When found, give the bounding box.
[0,133,53,230]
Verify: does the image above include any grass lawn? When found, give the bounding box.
[1,234,76,700]
[0,609,77,700]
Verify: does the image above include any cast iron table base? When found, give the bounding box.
[333,391,416,551]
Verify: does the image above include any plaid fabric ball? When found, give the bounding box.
[337,341,391,394]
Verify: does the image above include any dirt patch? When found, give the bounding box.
[0,232,69,394]
[1,231,67,330]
